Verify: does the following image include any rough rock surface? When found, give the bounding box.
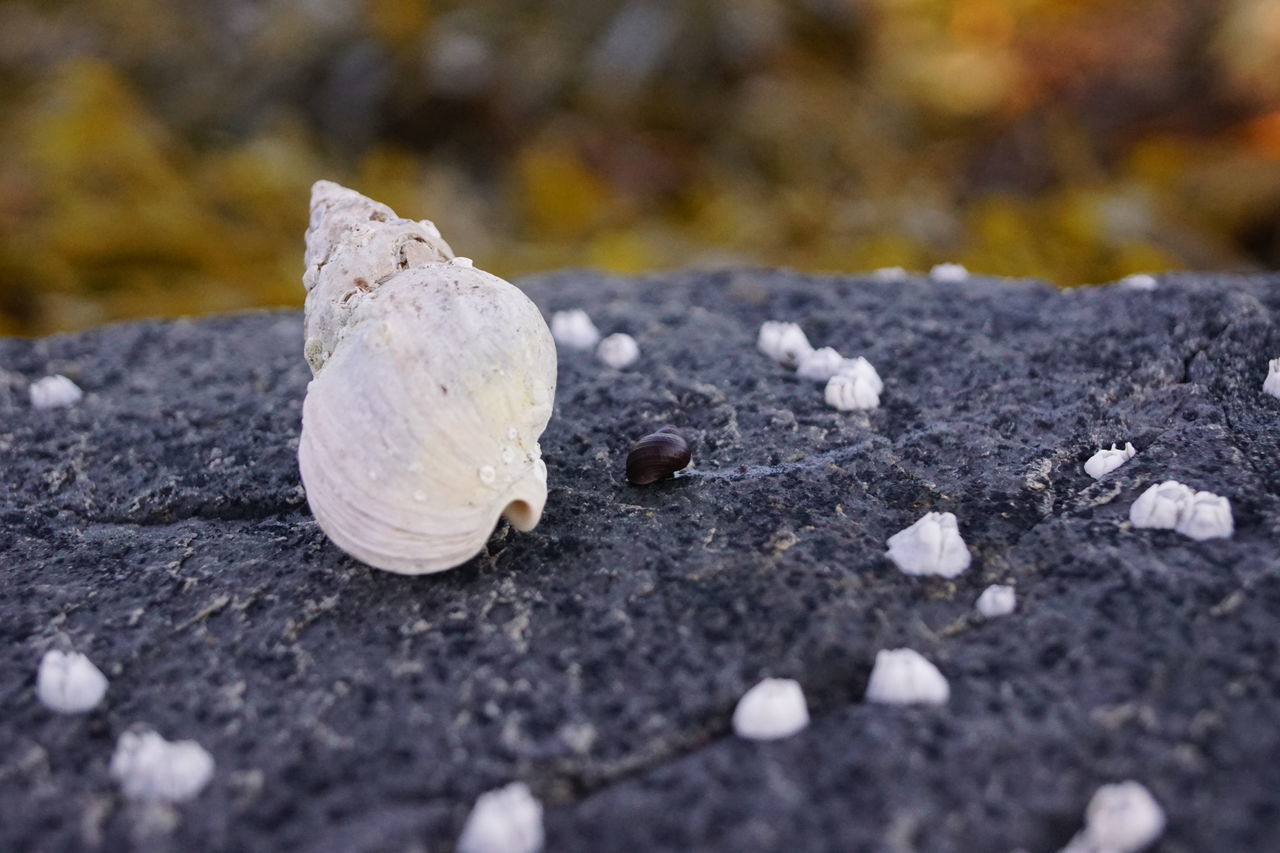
[2,270,1279,852]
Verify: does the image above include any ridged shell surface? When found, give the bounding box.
[298,181,557,575]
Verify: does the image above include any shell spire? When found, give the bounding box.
[302,180,456,374]
[298,181,557,575]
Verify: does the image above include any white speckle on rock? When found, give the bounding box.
[1119,273,1158,291]
[36,650,108,714]
[871,266,908,282]
[757,321,813,368]
[824,371,880,411]
[1060,780,1166,853]
[501,446,515,464]
[1176,491,1233,540]
[450,256,475,267]
[1084,442,1136,479]
[550,310,600,350]
[1263,357,1280,399]
[885,511,971,577]
[596,332,640,368]
[865,648,949,706]
[29,375,83,409]
[110,729,215,802]
[1129,481,1233,539]
[507,427,519,440]
[478,465,497,485]
[457,781,544,853]
[975,584,1017,618]
[796,347,845,381]
[732,678,810,741]
[929,262,969,283]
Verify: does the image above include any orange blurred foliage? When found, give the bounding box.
[0,0,1278,335]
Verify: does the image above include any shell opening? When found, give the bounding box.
[503,499,539,532]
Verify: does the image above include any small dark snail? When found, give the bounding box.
[625,427,692,485]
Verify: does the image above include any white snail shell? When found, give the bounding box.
[299,181,557,575]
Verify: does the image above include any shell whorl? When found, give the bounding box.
[298,181,556,575]
[302,180,456,375]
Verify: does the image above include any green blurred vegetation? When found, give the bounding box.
[2,0,1280,335]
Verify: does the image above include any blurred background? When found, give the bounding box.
[1,0,1279,336]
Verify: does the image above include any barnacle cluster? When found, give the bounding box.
[757,321,884,412]
[553,309,641,368]
[1129,481,1233,540]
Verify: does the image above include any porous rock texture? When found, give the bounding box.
[2,270,1279,852]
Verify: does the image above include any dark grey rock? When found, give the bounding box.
[1,269,1278,852]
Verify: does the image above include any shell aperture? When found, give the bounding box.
[298,181,557,574]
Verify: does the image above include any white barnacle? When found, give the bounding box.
[1084,442,1136,479]
[824,371,880,411]
[731,678,810,741]
[865,648,949,706]
[885,511,971,578]
[757,321,813,368]
[1129,481,1233,540]
[110,729,214,802]
[1060,781,1165,853]
[1128,481,1194,530]
[1119,273,1158,291]
[871,266,908,282]
[1264,357,1280,399]
[1175,490,1233,540]
[550,309,600,350]
[799,349,883,386]
[975,584,1016,618]
[839,356,883,394]
[796,347,845,381]
[929,262,969,283]
[29,375,83,409]
[596,332,640,368]
[457,781,544,853]
[36,650,108,713]
[298,182,556,575]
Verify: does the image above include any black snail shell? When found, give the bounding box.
[626,428,692,485]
